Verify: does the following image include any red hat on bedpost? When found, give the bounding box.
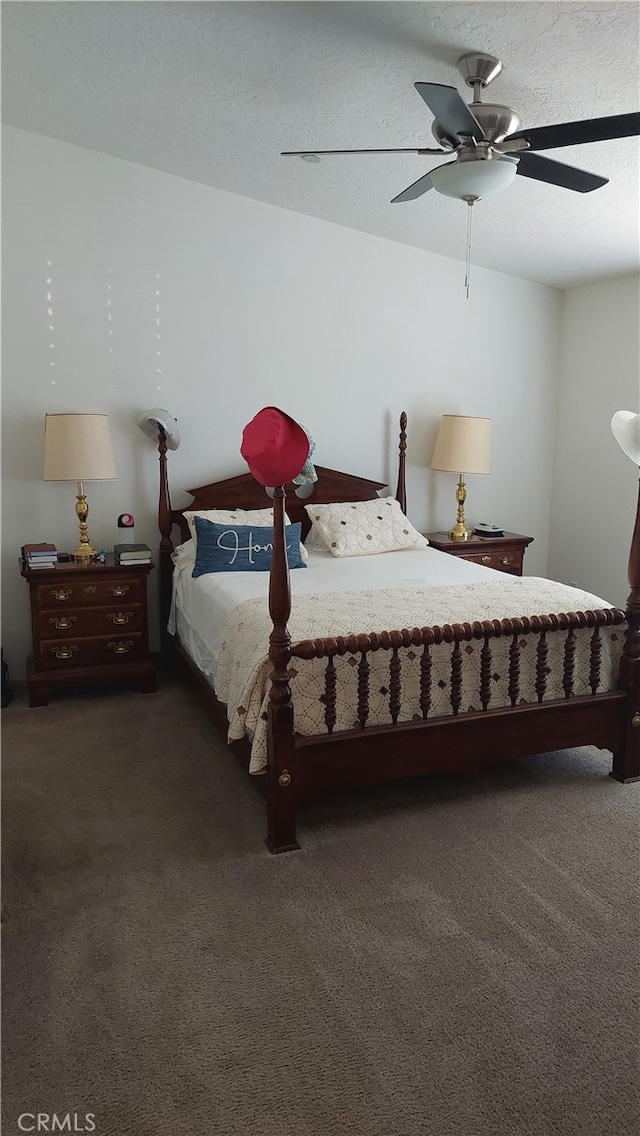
[240,406,311,487]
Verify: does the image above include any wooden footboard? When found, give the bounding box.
[292,608,625,724]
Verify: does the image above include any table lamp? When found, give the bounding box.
[44,413,117,561]
[431,414,491,541]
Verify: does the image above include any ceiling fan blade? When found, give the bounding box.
[414,82,484,144]
[516,151,608,193]
[391,170,437,203]
[281,147,445,156]
[506,112,640,152]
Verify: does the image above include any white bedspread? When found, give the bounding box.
[170,547,624,773]
[170,545,506,670]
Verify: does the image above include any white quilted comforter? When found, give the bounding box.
[195,561,624,773]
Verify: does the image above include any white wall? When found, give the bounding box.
[2,127,564,678]
[549,275,640,608]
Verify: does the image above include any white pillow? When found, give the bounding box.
[183,507,276,539]
[305,498,429,558]
[181,508,308,561]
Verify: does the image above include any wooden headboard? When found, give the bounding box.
[170,465,388,545]
[157,412,408,639]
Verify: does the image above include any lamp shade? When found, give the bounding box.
[430,157,517,200]
[44,413,117,481]
[431,415,491,475]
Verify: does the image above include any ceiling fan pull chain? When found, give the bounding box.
[464,196,476,299]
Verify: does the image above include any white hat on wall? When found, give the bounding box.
[611,411,640,467]
[138,409,180,451]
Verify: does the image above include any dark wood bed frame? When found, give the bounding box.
[157,414,640,852]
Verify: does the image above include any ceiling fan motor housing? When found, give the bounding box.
[433,103,522,148]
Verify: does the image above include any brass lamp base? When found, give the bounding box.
[449,524,473,542]
[449,474,473,542]
[72,545,98,562]
[72,482,98,562]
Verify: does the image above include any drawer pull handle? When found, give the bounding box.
[50,588,72,601]
[50,645,77,660]
[108,639,134,654]
[500,556,514,566]
[481,555,492,564]
[49,616,77,631]
[108,611,134,625]
[109,584,130,597]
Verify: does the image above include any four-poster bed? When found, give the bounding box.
[156,414,640,853]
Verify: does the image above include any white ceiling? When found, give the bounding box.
[2,1,639,288]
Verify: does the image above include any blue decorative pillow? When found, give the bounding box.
[192,517,307,576]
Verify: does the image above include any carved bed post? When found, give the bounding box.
[157,427,175,658]
[612,474,640,781]
[395,410,407,511]
[265,484,300,853]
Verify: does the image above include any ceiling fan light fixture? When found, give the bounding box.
[430,155,518,200]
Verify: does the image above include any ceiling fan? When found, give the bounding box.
[282,52,640,204]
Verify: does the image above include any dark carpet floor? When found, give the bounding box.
[2,672,639,1136]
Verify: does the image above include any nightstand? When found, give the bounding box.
[423,531,534,576]
[20,554,157,707]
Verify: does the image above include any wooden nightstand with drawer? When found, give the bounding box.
[423,531,534,576]
[20,554,157,707]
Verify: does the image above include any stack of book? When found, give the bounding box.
[22,542,58,568]
[114,543,152,566]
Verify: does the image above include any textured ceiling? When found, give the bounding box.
[2,1,639,288]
